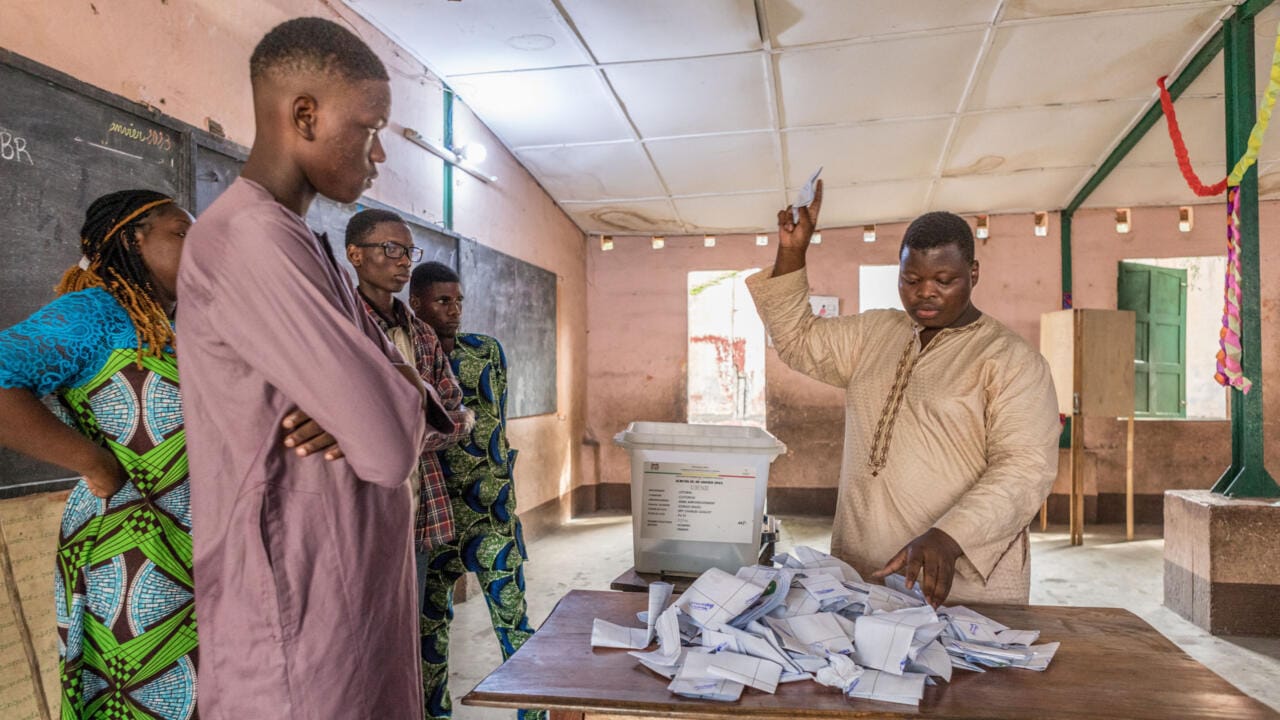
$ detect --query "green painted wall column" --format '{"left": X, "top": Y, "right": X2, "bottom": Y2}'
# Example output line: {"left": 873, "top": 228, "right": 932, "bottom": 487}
{"left": 443, "top": 87, "right": 454, "bottom": 231}
{"left": 1212, "top": 10, "right": 1279, "bottom": 497}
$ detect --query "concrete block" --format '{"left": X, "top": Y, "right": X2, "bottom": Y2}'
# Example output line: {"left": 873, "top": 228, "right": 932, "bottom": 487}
{"left": 1163, "top": 489, "right": 1280, "bottom": 636}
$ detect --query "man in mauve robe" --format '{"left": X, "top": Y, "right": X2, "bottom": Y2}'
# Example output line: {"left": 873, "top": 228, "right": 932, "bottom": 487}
{"left": 177, "top": 18, "right": 450, "bottom": 719}
{"left": 747, "top": 181, "right": 1059, "bottom": 607}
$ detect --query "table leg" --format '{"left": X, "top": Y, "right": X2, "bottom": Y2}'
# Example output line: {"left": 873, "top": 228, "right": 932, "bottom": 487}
{"left": 1126, "top": 413, "right": 1135, "bottom": 541}
{"left": 1070, "top": 410, "right": 1084, "bottom": 546}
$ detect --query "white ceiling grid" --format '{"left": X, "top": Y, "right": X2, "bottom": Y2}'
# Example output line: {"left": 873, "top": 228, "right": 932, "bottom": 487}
{"left": 346, "top": 0, "right": 1280, "bottom": 235}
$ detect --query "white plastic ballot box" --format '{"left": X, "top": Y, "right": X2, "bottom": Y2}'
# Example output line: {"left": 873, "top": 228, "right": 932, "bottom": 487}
{"left": 613, "top": 422, "right": 786, "bottom": 575}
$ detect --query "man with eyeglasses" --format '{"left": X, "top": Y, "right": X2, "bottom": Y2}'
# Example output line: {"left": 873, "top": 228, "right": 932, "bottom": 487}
{"left": 345, "top": 209, "right": 474, "bottom": 612}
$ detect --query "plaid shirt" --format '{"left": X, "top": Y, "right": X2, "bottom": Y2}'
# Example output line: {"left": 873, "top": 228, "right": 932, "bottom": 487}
{"left": 359, "top": 292, "right": 473, "bottom": 552}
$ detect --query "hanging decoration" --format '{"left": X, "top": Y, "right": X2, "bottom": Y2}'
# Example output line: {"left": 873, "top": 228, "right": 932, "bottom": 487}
{"left": 1157, "top": 76, "right": 1228, "bottom": 195}
{"left": 1225, "top": 29, "right": 1280, "bottom": 187}
{"left": 1154, "top": 24, "right": 1280, "bottom": 393}
{"left": 1215, "top": 187, "right": 1252, "bottom": 393}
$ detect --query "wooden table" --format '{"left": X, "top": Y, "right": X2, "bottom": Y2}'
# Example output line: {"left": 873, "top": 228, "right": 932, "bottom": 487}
{"left": 462, "top": 590, "right": 1277, "bottom": 720}
{"left": 609, "top": 566, "right": 696, "bottom": 594}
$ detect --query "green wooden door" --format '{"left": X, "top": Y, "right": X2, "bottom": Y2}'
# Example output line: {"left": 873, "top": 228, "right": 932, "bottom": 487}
{"left": 1118, "top": 262, "right": 1187, "bottom": 418}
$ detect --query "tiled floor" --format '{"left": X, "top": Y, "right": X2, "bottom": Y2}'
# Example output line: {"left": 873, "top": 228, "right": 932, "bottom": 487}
{"left": 444, "top": 516, "right": 1280, "bottom": 718}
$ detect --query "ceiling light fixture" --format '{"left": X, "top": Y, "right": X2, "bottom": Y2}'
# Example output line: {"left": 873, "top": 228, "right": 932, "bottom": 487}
{"left": 1034, "top": 211, "right": 1049, "bottom": 237}
{"left": 1178, "top": 206, "right": 1193, "bottom": 233}
{"left": 863, "top": 225, "right": 876, "bottom": 243}
{"left": 600, "top": 235, "right": 613, "bottom": 252}
{"left": 756, "top": 234, "right": 769, "bottom": 246}
{"left": 975, "top": 215, "right": 990, "bottom": 240}
{"left": 403, "top": 128, "right": 497, "bottom": 183}
{"left": 1115, "top": 208, "right": 1131, "bottom": 234}
{"left": 811, "top": 231, "right": 822, "bottom": 245}
{"left": 455, "top": 142, "right": 488, "bottom": 166}
{"left": 704, "top": 235, "right": 716, "bottom": 248}
{"left": 652, "top": 236, "right": 665, "bottom": 250}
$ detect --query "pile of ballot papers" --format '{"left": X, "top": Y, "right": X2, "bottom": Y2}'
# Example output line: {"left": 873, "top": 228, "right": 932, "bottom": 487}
{"left": 590, "top": 546, "right": 1059, "bottom": 706}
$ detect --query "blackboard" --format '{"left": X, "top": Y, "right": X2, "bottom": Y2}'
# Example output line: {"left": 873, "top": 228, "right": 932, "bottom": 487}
{"left": 458, "top": 239, "right": 557, "bottom": 418}
{"left": 193, "top": 140, "right": 244, "bottom": 215}
{"left": 0, "top": 55, "right": 185, "bottom": 328}
{"left": 0, "top": 51, "right": 186, "bottom": 494}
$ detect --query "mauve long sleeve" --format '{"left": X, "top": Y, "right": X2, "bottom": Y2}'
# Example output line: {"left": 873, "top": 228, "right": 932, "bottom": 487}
{"left": 202, "top": 210, "right": 425, "bottom": 487}
{"left": 178, "top": 178, "right": 427, "bottom": 719}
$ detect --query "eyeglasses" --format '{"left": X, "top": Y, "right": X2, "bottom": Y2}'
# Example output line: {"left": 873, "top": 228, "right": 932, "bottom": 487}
{"left": 355, "top": 242, "right": 423, "bottom": 261}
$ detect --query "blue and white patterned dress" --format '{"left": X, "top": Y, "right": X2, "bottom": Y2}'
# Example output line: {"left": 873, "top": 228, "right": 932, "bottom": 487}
{"left": 0, "top": 287, "right": 197, "bottom": 720}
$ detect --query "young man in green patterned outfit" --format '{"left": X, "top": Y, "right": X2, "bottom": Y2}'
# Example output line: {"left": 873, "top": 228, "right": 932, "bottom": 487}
{"left": 409, "top": 262, "right": 545, "bottom": 720}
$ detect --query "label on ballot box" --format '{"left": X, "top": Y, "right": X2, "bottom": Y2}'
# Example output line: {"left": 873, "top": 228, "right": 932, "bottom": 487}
{"left": 640, "top": 462, "right": 757, "bottom": 544}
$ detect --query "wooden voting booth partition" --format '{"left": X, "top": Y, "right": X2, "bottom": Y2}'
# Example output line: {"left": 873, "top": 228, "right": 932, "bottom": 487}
{"left": 1040, "top": 309, "right": 1137, "bottom": 545}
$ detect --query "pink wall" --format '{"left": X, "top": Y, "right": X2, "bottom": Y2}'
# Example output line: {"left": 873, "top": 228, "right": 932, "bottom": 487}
{"left": 587, "top": 205, "right": 1278, "bottom": 514}
{"left": 586, "top": 214, "right": 1061, "bottom": 505}
{"left": 0, "top": 0, "right": 586, "bottom": 518}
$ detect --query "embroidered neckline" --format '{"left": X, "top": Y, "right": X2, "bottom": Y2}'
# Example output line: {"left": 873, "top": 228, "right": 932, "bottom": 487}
{"left": 867, "top": 318, "right": 985, "bottom": 476}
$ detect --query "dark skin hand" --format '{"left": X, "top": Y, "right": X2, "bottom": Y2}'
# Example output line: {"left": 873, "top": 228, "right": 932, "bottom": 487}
{"left": 0, "top": 387, "right": 125, "bottom": 498}
{"left": 281, "top": 409, "right": 344, "bottom": 460}
{"left": 771, "top": 180, "right": 824, "bottom": 277}
{"left": 872, "top": 527, "right": 965, "bottom": 608}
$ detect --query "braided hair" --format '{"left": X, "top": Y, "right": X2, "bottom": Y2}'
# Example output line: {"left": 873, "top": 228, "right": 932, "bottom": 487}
{"left": 55, "top": 189, "right": 177, "bottom": 364}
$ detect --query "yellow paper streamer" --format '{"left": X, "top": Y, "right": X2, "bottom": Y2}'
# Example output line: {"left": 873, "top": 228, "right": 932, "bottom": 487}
{"left": 1226, "top": 23, "right": 1280, "bottom": 187}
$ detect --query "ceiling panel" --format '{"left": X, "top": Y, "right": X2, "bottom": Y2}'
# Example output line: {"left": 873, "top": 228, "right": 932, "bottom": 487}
{"left": 815, "top": 180, "right": 933, "bottom": 227}
{"left": 345, "top": 0, "right": 1269, "bottom": 235}
{"left": 932, "top": 168, "right": 1086, "bottom": 214}
{"left": 1125, "top": 96, "right": 1224, "bottom": 166}
{"left": 562, "top": 0, "right": 760, "bottom": 63}
{"left": 606, "top": 54, "right": 772, "bottom": 137}
{"left": 1182, "top": 52, "right": 1226, "bottom": 96}
{"left": 947, "top": 101, "right": 1147, "bottom": 174}
{"left": 784, "top": 119, "right": 951, "bottom": 186}
{"left": 672, "top": 191, "right": 787, "bottom": 233}
{"left": 515, "top": 142, "right": 666, "bottom": 201}
{"left": 647, "top": 133, "right": 781, "bottom": 196}
{"left": 347, "top": 0, "right": 589, "bottom": 76}
{"left": 777, "top": 30, "right": 985, "bottom": 127}
{"left": 1258, "top": 161, "right": 1280, "bottom": 197}
{"left": 1000, "top": 0, "right": 1229, "bottom": 22}
{"left": 1081, "top": 163, "right": 1228, "bottom": 207}
{"left": 560, "top": 199, "right": 685, "bottom": 234}
{"left": 1120, "top": 4, "right": 1280, "bottom": 100}
{"left": 451, "top": 67, "right": 634, "bottom": 148}
{"left": 765, "top": 0, "right": 1000, "bottom": 47}
{"left": 967, "top": 7, "right": 1223, "bottom": 111}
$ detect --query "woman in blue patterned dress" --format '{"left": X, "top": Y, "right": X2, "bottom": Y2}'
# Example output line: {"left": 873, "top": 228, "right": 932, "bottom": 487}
{"left": 0, "top": 190, "right": 198, "bottom": 720}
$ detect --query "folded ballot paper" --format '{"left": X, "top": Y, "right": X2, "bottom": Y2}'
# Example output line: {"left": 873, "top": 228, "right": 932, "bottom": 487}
{"left": 591, "top": 581, "right": 673, "bottom": 649}
{"left": 589, "top": 546, "right": 1059, "bottom": 706}
{"left": 790, "top": 167, "right": 823, "bottom": 225}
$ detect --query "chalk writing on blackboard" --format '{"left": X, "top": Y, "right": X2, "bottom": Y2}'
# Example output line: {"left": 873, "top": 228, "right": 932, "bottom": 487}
{"left": 107, "top": 121, "right": 173, "bottom": 151}
{"left": 0, "top": 129, "right": 33, "bottom": 165}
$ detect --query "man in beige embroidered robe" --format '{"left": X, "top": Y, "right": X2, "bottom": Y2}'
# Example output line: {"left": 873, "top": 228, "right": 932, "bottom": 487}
{"left": 747, "top": 181, "right": 1059, "bottom": 606}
